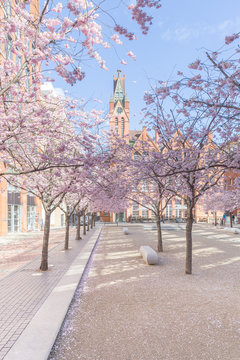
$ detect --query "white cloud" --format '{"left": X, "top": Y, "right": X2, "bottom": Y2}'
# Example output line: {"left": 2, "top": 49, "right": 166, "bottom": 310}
{"left": 160, "top": 16, "right": 240, "bottom": 42}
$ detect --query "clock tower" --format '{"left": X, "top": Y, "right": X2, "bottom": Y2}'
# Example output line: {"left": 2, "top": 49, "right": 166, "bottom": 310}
{"left": 109, "top": 70, "right": 129, "bottom": 141}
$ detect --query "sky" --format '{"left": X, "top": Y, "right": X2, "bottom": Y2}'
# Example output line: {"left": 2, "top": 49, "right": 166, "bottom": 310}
{"left": 51, "top": 0, "right": 240, "bottom": 131}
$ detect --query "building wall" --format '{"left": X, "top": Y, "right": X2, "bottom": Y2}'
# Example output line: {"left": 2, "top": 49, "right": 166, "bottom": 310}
{"left": 0, "top": 0, "right": 41, "bottom": 236}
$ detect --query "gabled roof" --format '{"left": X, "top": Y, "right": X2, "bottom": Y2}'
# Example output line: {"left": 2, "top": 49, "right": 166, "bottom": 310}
{"left": 129, "top": 129, "right": 159, "bottom": 151}
{"left": 129, "top": 130, "right": 142, "bottom": 141}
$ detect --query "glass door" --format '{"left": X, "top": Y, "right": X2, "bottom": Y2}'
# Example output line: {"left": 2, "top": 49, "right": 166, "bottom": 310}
{"left": 27, "top": 206, "right": 36, "bottom": 230}
{"left": 8, "top": 205, "right": 21, "bottom": 232}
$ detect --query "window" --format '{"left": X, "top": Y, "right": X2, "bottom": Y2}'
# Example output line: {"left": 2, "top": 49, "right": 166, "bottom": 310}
{"left": 115, "top": 117, "right": 118, "bottom": 133}
{"left": 142, "top": 207, "right": 148, "bottom": 219}
{"left": 5, "top": 35, "right": 13, "bottom": 60}
{"left": 121, "top": 118, "right": 124, "bottom": 137}
{"left": 141, "top": 180, "right": 148, "bottom": 192}
{"left": 4, "top": 0, "right": 12, "bottom": 17}
{"left": 8, "top": 184, "right": 19, "bottom": 192}
{"left": 8, "top": 205, "right": 21, "bottom": 232}
{"left": 150, "top": 181, "right": 156, "bottom": 192}
{"left": 165, "top": 201, "right": 172, "bottom": 219}
{"left": 25, "top": 66, "right": 30, "bottom": 92}
{"left": 175, "top": 209, "right": 182, "bottom": 218}
{"left": 134, "top": 152, "right": 140, "bottom": 160}
{"left": 132, "top": 204, "right": 139, "bottom": 219}
{"left": 16, "top": 29, "right": 22, "bottom": 67}
{"left": 175, "top": 197, "right": 181, "bottom": 205}
{"left": 27, "top": 205, "right": 36, "bottom": 230}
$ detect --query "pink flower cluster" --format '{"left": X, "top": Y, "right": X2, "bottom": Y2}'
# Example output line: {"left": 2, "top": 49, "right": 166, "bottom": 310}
{"left": 128, "top": 0, "right": 161, "bottom": 34}
{"left": 225, "top": 33, "right": 239, "bottom": 45}
{"left": 127, "top": 51, "right": 136, "bottom": 60}
{"left": 188, "top": 59, "right": 201, "bottom": 70}
{"left": 114, "top": 25, "right": 135, "bottom": 40}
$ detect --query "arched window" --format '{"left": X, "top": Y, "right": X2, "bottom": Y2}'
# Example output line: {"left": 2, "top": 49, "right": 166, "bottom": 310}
{"left": 121, "top": 118, "right": 124, "bottom": 137}
{"left": 115, "top": 118, "right": 118, "bottom": 134}
{"left": 134, "top": 152, "right": 140, "bottom": 160}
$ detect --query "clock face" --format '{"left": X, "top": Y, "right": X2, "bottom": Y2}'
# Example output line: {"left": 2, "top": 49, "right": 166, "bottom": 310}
{"left": 117, "top": 107, "right": 123, "bottom": 114}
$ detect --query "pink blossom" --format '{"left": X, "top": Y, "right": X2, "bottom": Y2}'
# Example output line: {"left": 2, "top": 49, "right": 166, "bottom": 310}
{"left": 45, "top": 18, "right": 61, "bottom": 32}
{"left": 52, "top": 3, "right": 63, "bottom": 13}
{"left": 111, "top": 34, "right": 123, "bottom": 45}
{"left": 127, "top": 51, "right": 136, "bottom": 60}
{"left": 121, "top": 59, "right": 127, "bottom": 65}
{"left": 225, "top": 33, "right": 239, "bottom": 45}
{"left": 188, "top": 60, "right": 200, "bottom": 70}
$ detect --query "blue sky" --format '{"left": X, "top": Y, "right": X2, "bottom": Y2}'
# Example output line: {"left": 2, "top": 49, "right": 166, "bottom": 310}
{"left": 51, "top": 0, "right": 240, "bottom": 131}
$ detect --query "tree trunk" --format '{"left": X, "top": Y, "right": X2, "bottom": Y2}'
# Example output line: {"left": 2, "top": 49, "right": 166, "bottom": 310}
{"left": 93, "top": 213, "right": 95, "bottom": 227}
{"left": 40, "top": 211, "right": 51, "bottom": 271}
{"left": 91, "top": 213, "right": 93, "bottom": 229}
{"left": 64, "top": 214, "right": 70, "bottom": 250}
{"left": 230, "top": 212, "right": 233, "bottom": 228}
{"left": 83, "top": 212, "right": 86, "bottom": 235}
{"left": 76, "top": 213, "right": 81, "bottom": 240}
{"left": 156, "top": 214, "right": 163, "bottom": 252}
{"left": 87, "top": 213, "right": 90, "bottom": 231}
{"left": 185, "top": 203, "right": 193, "bottom": 275}
{"left": 214, "top": 212, "right": 217, "bottom": 226}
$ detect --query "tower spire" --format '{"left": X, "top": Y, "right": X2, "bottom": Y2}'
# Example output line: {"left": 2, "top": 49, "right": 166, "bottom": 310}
{"left": 117, "top": 69, "right": 121, "bottom": 78}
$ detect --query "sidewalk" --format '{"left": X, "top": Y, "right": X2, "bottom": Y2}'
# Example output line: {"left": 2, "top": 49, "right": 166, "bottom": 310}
{"left": 0, "top": 228, "right": 70, "bottom": 279}
{"left": 0, "top": 225, "right": 102, "bottom": 360}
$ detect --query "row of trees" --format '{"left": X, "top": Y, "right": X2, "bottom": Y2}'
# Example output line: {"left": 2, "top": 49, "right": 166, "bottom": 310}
{"left": 108, "top": 33, "right": 240, "bottom": 275}
{"left": 1, "top": 0, "right": 239, "bottom": 276}
{"left": 0, "top": 0, "right": 162, "bottom": 270}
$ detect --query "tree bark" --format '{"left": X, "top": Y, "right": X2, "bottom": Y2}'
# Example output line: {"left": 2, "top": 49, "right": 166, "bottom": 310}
{"left": 83, "top": 211, "right": 86, "bottom": 235}
{"left": 40, "top": 211, "right": 51, "bottom": 271}
{"left": 76, "top": 213, "right": 82, "bottom": 240}
{"left": 230, "top": 212, "right": 233, "bottom": 228}
{"left": 91, "top": 213, "right": 93, "bottom": 229}
{"left": 185, "top": 202, "right": 193, "bottom": 275}
{"left": 64, "top": 214, "right": 70, "bottom": 250}
{"left": 214, "top": 212, "right": 217, "bottom": 226}
{"left": 87, "top": 213, "right": 90, "bottom": 231}
{"left": 156, "top": 214, "right": 163, "bottom": 252}
{"left": 93, "top": 213, "right": 95, "bottom": 227}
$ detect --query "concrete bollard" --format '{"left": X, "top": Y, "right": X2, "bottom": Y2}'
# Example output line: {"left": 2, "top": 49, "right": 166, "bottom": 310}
{"left": 123, "top": 227, "right": 129, "bottom": 235}
{"left": 140, "top": 245, "right": 158, "bottom": 265}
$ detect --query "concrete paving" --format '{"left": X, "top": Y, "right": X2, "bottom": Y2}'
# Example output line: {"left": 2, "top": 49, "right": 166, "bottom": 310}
{"left": 0, "top": 225, "right": 102, "bottom": 360}
{"left": 0, "top": 228, "right": 70, "bottom": 279}
{"left": 49, "top": 224, "right": 240, "bottom": 360}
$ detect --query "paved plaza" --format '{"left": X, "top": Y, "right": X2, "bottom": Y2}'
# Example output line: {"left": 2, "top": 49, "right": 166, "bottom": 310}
{"left": 49, "top": 224, "right": 240, "bottom": 360}
{"left": 0, "top": 228, "right": 74, "bottom": 279}
{"left": 1, "top": 223, "right": 240, "bottom": 359}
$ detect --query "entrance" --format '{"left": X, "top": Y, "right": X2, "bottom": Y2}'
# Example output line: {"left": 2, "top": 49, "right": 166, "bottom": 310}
{"left": 115, "top": 212, "right": 125, "bottom": 222}
{"left": 8, "top": 205, "right": 21, "bottom": 233}
{"left": 27, "top": 205, "right": 36, "bottom": 231}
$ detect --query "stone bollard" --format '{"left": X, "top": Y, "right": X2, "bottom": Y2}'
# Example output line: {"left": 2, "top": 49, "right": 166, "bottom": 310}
{"left": 123, "top": 227, "right": 129, "bottom": 235}
{"left": 140, "top": 246, "right": 158, "bottom": 265}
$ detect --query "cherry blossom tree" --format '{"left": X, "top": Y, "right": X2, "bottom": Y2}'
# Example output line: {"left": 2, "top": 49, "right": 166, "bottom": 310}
{"left": 143, "top": 82, "right": 226, "bottom": 274}
{"left": 58, "top": 193, "right": 81, "bottom": 250}
{"left": 0, "top": 0, "right": 162, "bottom": 96}
{"left": 125, "top": 141, "right": 174, "bottom": 252}
{"left": 3, "top": 95, "right": 104, "bottom": 270}
{"left": 0, "top": 0, "right": 162, "bottom": 185}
